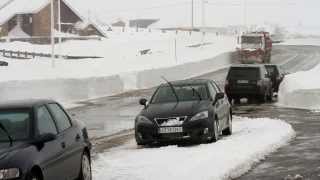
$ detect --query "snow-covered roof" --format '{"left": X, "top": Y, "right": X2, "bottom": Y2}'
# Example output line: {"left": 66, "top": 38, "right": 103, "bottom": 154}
{"left": 0, "top": 0, "right": 50, "bottom": 25}
{"left": 8, "top": 25, "right": 30, "bottom": 37}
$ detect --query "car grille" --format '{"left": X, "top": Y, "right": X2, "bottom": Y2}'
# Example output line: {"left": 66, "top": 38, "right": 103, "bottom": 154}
{"left": 155, "top": 116, "right": 188, "bottom": 127}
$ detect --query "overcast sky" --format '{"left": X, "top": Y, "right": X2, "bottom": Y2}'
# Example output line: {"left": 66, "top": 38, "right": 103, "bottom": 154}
{"left": 1, "top": 0, "right": 319, "bottom": 33}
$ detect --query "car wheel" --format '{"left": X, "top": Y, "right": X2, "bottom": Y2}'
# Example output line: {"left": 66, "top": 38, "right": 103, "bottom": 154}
{"left": 211, "top": 120, "right": 219, "bottom": 142}
{"left": 79, "top": 152, "right": 92, "bottom": 180}
{"left": 222, "top": 113, "right": 232, "bottom": 136}
{"left": 27, "top": 172, "right": 41, "bottom": 180}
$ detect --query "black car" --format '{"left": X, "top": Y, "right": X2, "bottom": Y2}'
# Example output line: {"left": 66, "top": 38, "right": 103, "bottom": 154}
{"left": 0, "top": 99, "right": 91, "bottom": 180}
{"left": 264, "top": 64, "right": 285, "bottom": 92}
{"left": 135, "top": 79, "right": 232, "bottom": 146}
{"left": 225, "top": 64, "right": 273, "bottom": 103}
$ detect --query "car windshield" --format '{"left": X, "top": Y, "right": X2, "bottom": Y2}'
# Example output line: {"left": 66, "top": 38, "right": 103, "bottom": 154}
{"left": 242, "top": 36, "right": 262, "bottom": 44}
{"left": 0, "top": 109, "right": 31, "bottom": 142}
{"left": 151, "top": 84, "right": 209, "bottom": 104}
{"left": 228, "top": 67, "right": 260, "bottom": 80}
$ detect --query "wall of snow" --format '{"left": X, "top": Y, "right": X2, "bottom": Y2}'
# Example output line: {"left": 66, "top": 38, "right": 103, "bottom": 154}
{"left": 0, "top": 75, "right": 124, "bottom": 107}
{"left": 136, "top": 52, "right": 234, "bottom": 89}
{"left": 278, "top": 64, "right": 320, "bottom": 110}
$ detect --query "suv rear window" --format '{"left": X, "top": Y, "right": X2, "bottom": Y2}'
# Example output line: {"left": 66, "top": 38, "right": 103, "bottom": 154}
{"left": 227, "top": 67, "right": 260, "bottom": 80}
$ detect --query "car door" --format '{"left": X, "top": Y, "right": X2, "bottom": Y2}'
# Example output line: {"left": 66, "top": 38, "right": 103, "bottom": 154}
{"left": 208, "top": 82, "right": 224, "bottom": 130}
{"left": 35, "top": 105, "right": 65, "bottom": 180}
{"left": 47, "top": 103, "right": 83, "bottom": 180}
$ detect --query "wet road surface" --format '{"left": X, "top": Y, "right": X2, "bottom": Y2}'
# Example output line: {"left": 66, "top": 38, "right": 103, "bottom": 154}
{"left": 70, "top": 45, "right": 320, "bottom": 178}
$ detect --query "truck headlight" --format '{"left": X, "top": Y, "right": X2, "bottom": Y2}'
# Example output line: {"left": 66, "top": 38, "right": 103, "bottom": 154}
{"left": 190, "top": 111, "right": 209, "bottom": 121}
{"left": 136, "top": 116, "right": 153, "bottom": 124}
{"left": 0, "top": 168, "right": 20, "bottom": 179}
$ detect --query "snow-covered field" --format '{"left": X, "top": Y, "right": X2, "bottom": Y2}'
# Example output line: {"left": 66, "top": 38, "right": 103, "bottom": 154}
{"left": 92, "top": 116, "right": 295, "bottom": 180}
{"left": 278, "top": 38, "right": 320, "bottom": 110}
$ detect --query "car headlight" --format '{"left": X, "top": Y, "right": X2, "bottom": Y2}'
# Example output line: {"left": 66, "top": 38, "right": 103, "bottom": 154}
{"left": 136, "top": 116, "right": 153, "bottom": 124}
{"left": 0, "top": 168, "right": 20, "bottom": 180}
{"left": 190, "top": 111, "right": 209, "bottom": 121}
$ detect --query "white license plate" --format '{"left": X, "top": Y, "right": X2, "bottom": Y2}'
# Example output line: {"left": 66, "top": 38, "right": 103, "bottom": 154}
{"left": 237, "top": 80, "right": 249, "bottom": 84}
{"left": 159, "top": 127, "right": 183, "bottom": 134}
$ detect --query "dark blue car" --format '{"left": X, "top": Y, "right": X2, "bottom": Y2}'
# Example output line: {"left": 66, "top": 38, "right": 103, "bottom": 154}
{"left": 0, "top": 99, "right": 91, "bottom": 180}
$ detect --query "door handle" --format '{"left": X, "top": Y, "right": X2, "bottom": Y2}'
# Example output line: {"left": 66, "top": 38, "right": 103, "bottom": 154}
{"left": 61, "top": 142, "right": 66, "bottom": 149}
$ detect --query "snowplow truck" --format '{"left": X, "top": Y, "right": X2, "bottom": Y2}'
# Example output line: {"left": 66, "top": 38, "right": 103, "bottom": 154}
{"left": 237, "top": 32, "right": 272, "bottom": 64}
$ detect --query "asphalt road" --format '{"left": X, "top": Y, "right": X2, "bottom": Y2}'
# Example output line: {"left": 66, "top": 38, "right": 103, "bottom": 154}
{"left": 70, "top": 45, "right": 320, "bottom": 179}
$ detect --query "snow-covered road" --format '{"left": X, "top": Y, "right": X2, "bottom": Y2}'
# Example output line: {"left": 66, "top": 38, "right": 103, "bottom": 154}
{"left": 92, "top": 117, "right": 295, "bottom": 180}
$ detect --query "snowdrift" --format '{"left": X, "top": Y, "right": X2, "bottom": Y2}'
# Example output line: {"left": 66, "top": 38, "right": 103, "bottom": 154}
{"left": 278, "top": 64, "right": 320, "bottom": 110}
{"left": 93, "top": 117, "right": 295, "bottom": 180}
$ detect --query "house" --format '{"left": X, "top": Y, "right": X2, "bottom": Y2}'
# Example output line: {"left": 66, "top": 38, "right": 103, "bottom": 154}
{"left": 0, "top": 0, "right": 105, "bottom": 38}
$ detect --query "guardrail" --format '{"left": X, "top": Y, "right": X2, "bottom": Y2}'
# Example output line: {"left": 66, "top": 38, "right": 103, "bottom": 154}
{"left": 0, "top": 49, "right": 103, "bottom": 60}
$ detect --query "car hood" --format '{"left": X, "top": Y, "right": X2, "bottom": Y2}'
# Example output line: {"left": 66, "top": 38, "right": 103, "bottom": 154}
{"left": 141, "top": 100, "right": 211, "bottom": 119}
{"left": 0, "top": 142, "right": 28, "bottom": 161}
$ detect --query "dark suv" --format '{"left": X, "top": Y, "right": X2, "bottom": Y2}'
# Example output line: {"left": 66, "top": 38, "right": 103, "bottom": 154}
{"left": 225, "top": 64, "right": 273, "bottom": 103}
{"left": 264, "top": 64, "right": 285, "bottom": 92}
{"left": 0, "top": 99, "right": 92, "bottom": 180}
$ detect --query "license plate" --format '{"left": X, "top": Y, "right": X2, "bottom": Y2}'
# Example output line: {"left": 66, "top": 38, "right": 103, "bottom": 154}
{"left": 237, "top": 80, "right": 249, "bottom": 84}
{"left": 159, "top": 127, "right": 183, "bottom": 134}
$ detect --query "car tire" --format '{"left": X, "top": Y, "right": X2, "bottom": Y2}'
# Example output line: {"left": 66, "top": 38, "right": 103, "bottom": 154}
{"left": 79, "top": 152, "right": 92, "bottom": 180}
{"left": 27, "top": 171, "right": 41, "bottom": 180}
{"left": 211, "top": 120, "right": 219, "bottom": 142}
{"left": 222, "top": 113, "right": 232, "bottom": 136}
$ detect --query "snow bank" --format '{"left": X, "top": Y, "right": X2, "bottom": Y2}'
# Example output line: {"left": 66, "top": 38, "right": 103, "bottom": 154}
{"left": 280, "top": 38, "right": 320, "bottom": 46}
{"left": 92, "top": 117, "right": 295, "bottom": 180}
{"left": 278, "top": 63, "right": 320, "bottom": 110}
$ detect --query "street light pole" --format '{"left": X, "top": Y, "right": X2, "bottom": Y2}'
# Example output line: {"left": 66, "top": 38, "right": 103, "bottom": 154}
{"left": 201, "top": 0, "right": 206, "bottom": 27}
{"left": 50, "top": 0, "right": 55, "bottom": 68}
{"left": 191, "top": 0, "right": 194, "bottom": 29}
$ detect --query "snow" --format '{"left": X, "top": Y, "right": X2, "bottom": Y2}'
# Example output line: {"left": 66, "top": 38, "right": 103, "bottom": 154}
{"left": 0, "top": 30, "right": 236, "bottom": 106}
{"left": 8, "top": 25, "right": 30, "bottom": 38}
{"left": 278, "top": 63, "right": 320, "bottom": 110}
{"left": 278, "top": 38, "right": 320, "bottom": 110}
{"left": 92, "top": 116, "right": 295, "bottom": 180}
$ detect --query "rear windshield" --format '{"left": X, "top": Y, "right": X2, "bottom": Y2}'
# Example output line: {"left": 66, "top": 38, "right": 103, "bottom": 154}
{"left": 151, "top": 84, "right": 209, "bottom": 104}
{"left": 227, "top": 67, "right": 260, "bottom": 80}
{"left": 0, "top": 109, "right": 31, "bottom": 142}
{"left": 242, "top": 36, "right": 262, "bottom": 44}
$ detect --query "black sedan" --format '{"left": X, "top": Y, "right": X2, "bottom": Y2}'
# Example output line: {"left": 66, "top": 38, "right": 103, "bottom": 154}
{"left": 135, "top": 79, "right": 232, "bottom": 145}
{"left": 0, "top": 99, "right": 92, "bottom": 180}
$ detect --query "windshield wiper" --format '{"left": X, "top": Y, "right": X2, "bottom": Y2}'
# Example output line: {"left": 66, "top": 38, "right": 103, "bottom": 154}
{"left": 192, "top": 88, "right": 202, "bottom": 101}
{"left": 161, "top": 76, "right": 179, "bottom": 103}
{"left": 0, "top": 122, "right": 13, "bottom": 146}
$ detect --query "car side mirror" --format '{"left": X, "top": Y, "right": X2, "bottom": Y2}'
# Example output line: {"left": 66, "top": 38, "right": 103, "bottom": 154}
{"left": 34, "top": 133, "right": 56, "bottom": 145}
{"left": 139, "top": 98, "right": 148, "bottom": 107}
{"left": 214, "top": 93, "right": 225, "bottom": 104}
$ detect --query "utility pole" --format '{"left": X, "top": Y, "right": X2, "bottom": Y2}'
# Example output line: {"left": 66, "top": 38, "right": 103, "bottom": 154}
{"left": 191, "top": 0, "right": 194, "bottom": 29}
{"left": 58, "top": 0, "right": 61, "bottom": 58}
{"left": 50, "top": 0, "right": 55, "bottom": 68}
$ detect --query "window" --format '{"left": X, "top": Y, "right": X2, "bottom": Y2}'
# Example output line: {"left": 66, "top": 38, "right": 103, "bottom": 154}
{"left": 208, "top": 83, "right": 217, "bottom": 99}
{"left": 47, "top": 104, "right": 71, "bottom": 132}
{"left": 36, "top": 106, "right": 58, "bottom": 135}
{"left": 0, "top": 109, "right": 31, "bottom": 141}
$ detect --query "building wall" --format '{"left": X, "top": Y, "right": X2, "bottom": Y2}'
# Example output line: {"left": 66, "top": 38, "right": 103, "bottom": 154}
{"left": 32, "top": 4, "right": 51, "bottom": 36}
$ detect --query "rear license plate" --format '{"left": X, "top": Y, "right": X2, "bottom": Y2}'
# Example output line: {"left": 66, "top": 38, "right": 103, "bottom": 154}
{"left": 237, "top": 80, "right": 249, "bottom": 84}
{"left": 159, "top": 127, "right": 183, "bottom": 134}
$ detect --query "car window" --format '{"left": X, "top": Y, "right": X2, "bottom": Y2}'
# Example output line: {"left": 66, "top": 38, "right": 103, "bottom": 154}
{"left": 36, "top": 106, "right": 58, "bottom": 135}
{"left": 227, "top": 67, "right": 260, "bottom": 80}
{"left": 211, "top": 82, "right": 222, "bottom": 92}
{"left": 47, "top": 104, "right": 71, "bottom": 132}
{"left": 208, "top": 83, "right": 217, "bottom": 99}
{"left": 0, "top": 109, "right": 31, "bottom": 141}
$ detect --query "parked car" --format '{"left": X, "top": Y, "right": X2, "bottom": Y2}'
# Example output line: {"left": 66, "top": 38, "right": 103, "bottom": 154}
{"left": 135, "top": 79, "right": 232, "bottom": 146}
{"left": 264, "top": 64, "right": 285, "bottom": 92}
{"left": 0, "top": 99, "right": 91, "bottom": 180}
{"left": 225, "top": 64, "right": 273, "bottom": 103}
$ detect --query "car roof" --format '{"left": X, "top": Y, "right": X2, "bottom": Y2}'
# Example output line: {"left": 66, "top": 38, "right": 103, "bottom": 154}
{"left": 161, "top": 79, "right": 212, "bottom": 86}
{"left": 0, "top": 99, "right": 57, "bottom": 109}
{"left": 230, "top": 64, "right": 264, "bottom": 68}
